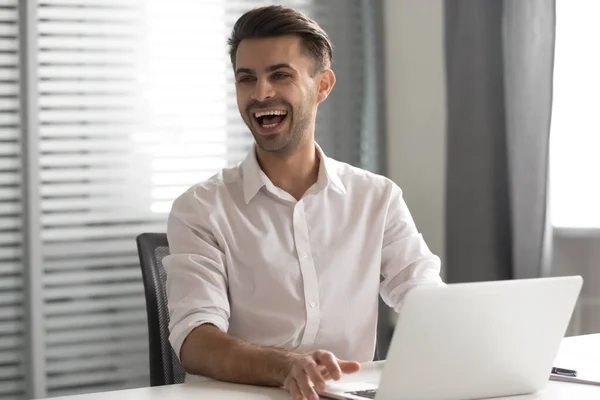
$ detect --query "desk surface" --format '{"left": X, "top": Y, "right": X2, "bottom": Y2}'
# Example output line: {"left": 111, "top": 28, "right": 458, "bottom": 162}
{"left": 46, "top": 334, "right": 600, "bottom": 400}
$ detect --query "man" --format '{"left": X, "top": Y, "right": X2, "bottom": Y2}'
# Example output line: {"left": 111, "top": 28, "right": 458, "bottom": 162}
{"left": 163, "top": 5, "right": 443, "bottom": 400}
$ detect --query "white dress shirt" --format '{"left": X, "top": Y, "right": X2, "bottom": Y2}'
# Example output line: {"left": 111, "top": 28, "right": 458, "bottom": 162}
{"left": 163, "top": 143, "right": 443, "bottom": 377}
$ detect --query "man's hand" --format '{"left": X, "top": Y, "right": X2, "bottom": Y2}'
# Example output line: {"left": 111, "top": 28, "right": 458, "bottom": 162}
{"left": 283, "top": 350, "right": 361, "bottom": 400}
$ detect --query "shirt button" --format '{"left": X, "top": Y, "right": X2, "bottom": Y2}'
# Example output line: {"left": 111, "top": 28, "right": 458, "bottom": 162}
{"left": 309, "top": 301, "right": 316, "bottom": 308}
{"left": 299, "top": 251, "right": 307, "bottom": 259}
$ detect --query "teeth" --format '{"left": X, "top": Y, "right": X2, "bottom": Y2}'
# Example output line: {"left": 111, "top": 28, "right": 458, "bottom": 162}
{"left": 254, "top": 110, "right": 287, "bottom": 118}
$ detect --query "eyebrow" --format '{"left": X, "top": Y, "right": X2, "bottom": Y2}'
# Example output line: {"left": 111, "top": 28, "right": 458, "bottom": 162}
{"left": 235, "top": 63, "right": 295, "bottom": 76}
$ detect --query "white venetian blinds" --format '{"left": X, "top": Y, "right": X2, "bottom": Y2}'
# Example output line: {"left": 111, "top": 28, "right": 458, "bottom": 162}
{"left": 0, "top": 1, "right": 25, "bottom": 400}
{"left": 38, "top": 0, "right": 155, "bottom": 396}
{"left": 10, "top": 0, "right": 384, "bottom": 398}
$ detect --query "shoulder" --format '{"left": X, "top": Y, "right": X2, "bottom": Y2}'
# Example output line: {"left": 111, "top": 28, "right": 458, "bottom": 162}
{"left": 170, "top": 164, "right": 242, "bottom": 218}
{"left": 328, "top": 157, "right": 401, "bottom": 198}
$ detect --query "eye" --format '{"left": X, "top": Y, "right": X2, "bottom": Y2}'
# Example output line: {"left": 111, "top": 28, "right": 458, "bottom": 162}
{"left": 237, "top": 75, "right": 255, "bottom": 83}
{"left": 272, "top": 72, "right": 290, "bottom": 80}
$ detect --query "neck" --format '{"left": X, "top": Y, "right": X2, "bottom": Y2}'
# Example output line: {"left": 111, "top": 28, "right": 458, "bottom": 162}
{"left": 256, "top": 140, "right": 319, "bottom": 200}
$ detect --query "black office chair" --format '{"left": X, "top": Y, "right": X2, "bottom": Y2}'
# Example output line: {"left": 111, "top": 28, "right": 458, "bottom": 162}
{"left": 136, "top": 233, "right": 186, "bottom": 386}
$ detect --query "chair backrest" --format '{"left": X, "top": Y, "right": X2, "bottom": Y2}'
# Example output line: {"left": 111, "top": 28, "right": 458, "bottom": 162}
{"left": 136, "top": 233, "right": 186, "bottom": 386}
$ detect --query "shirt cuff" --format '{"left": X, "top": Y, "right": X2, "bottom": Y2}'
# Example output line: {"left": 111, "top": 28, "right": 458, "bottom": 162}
{"left": 169, "top": 313, "right": 229, "bottom": 361}
{"left": 388, "top": 277, "right": 446, "bottom": 313}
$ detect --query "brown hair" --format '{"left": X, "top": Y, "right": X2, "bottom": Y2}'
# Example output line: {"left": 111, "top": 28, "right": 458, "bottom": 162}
{"left": 228, "top": 5, "right": 333, "bottom": 74}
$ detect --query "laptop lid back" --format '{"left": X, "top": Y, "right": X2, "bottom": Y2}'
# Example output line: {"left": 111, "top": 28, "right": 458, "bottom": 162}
{"left": 377, "top": 276, "right": 583, "bottom": 400}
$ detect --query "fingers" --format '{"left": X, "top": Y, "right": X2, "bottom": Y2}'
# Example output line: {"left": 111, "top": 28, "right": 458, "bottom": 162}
{"left": 338, "top": 359, "right": 361, "bottom": 374}
{"left": 296, "top": 371, "right": 319, "bottom": 400}
{"left": 318, "top": 364, "right": 331, "bottom": 380}
{"left": 286, "top": 377, "right": 306, "bottom": 400}
{"left": 313, "top": 351, "right": 361, "bottom": 377}
{"left": 313, "top": 350, "right": 342, "bottom": 380}
{"left": 284, "top": 351, "right": 361, "bottom": 400}
{"left": 305, "top": 362, "right": 326, "bottom": 392}
{"left": 285, "top": 358, "right": 322, "bottom": 400}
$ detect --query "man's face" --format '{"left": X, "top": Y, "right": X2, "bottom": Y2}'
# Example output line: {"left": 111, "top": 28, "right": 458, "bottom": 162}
{"left": 234, "top": 35, "right": 320, "bottom": 155}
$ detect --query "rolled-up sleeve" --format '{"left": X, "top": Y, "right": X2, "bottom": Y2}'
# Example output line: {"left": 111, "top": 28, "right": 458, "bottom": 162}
{"left": 163, "top": 188, "right": 230, "bottom": 359}
{"left": 380, "top": 183, "right": 444, "bottom": 312}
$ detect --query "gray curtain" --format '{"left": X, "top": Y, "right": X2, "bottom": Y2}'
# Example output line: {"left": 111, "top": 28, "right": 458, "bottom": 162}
{"left": 444, "top": 0, "right": 555, "bottom": 282}
{"left": 313, "top": 0, "right": 387, "bottom": 175}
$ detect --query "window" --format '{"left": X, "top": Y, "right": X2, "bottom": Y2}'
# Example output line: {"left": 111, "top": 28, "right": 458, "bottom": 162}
{"left": 9, "top": 0, "right": 385, "bottom": 398}
{"left": 138, "top": 1, "right": 230, "bottom": 214}
{"left": 550, "top": 0, "right": 600, "bottom": 229}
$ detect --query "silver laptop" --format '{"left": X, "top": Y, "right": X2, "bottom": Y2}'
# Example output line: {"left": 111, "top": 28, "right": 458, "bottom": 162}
{"left": 321, "top": 276, "right": 583, "bottom": 400}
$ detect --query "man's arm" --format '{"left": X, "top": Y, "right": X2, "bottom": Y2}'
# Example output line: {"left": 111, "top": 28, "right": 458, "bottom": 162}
{"left": 379, "top": 182, "right": 445, "bottom": 311}
{"left": 180, "top": 323, "right": 296, "bottom": 386}
{"left": 181, "top": 324, "right": 360, "bottom": 400}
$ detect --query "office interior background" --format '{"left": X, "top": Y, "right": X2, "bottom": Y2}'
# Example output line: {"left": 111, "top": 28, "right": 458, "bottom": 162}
{"left": 0, "top": 0, "right": 598, "bottom": 399}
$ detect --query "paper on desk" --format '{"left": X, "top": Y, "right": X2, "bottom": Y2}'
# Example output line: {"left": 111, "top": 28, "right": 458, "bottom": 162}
{"left": 550, "top": 354, "right": 600, "bottom": 386}
{"left": 550, "top": 372, "right": 600, "bottom": 386}
{"left": 551, "top": 335, "right": 600, "bottom": 387}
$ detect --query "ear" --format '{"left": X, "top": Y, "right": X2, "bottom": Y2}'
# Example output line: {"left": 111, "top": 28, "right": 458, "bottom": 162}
{"left": 316, "top": 69, "right": 336, "bottom": 104}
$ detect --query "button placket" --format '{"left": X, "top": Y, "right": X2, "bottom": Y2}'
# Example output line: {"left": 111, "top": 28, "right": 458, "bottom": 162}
{"left": 292, "top": 201, "right": 320, "bottom": 348}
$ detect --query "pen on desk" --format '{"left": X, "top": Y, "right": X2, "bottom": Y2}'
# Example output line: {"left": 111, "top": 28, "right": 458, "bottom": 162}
{"left": 551, "top": 367, "right": 578, "bottom": 377}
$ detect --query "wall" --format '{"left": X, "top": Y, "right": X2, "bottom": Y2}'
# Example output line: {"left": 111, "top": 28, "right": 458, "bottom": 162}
{"left": 552, "top": 234, "right": 600, "bottom": 336}
{"left": 383, "top": 0, "right": 447, "bottom": 278}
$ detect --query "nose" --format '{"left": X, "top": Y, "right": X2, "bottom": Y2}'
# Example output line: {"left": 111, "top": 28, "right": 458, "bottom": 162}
{"left": 251, "top": 77, "right": 275, "bottom": 101}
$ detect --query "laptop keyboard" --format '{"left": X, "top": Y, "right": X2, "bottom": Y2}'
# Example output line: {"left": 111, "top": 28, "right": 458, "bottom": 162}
{"left": 347, "top": 389, "right": 377, "bottom": 399}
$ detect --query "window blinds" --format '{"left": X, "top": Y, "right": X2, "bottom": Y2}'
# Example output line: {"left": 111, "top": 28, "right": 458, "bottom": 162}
{"left": 12, "top": 0, "right": 385, "bottom": 398}
{"left": 37, "top": 0, "right": 154, "bottom": 396}
{"left": 0, "top": 1, "right": 25, "bottom": 400}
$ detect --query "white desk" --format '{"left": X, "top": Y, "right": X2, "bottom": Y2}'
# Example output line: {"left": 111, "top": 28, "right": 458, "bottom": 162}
{"left": 46, "top": 334, "right": 600, "bottom": 400}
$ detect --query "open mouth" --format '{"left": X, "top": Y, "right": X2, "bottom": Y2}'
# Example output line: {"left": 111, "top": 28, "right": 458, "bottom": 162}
{"left": 253, "top": 109, "right": 288, "bottom": 134}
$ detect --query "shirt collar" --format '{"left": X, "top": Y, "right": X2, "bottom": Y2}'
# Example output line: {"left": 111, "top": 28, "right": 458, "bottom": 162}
{"left": 241, "top": 146, "right": 267, "bottom": 204}
{"left": 315, "top": 143, "right": 347, "bottom": 195}
{"left": 241, "top": 142, "right": 347, "bottom": 204}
